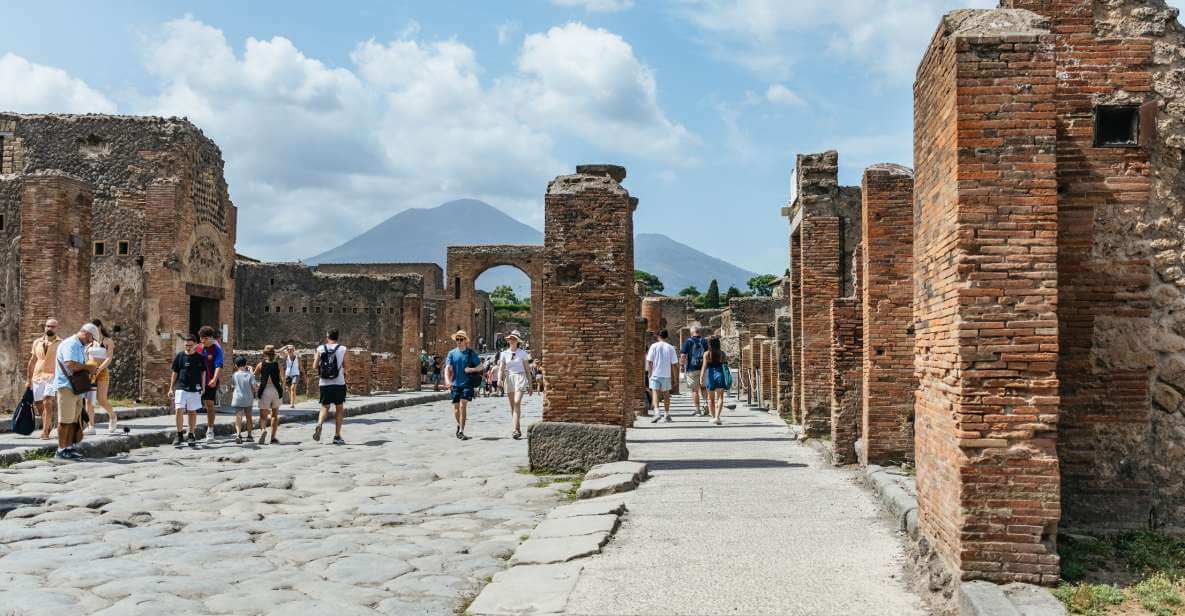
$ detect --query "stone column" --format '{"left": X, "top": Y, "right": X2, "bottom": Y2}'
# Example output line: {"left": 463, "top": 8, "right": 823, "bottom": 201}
{"left": 641, "top": 298, "right": 662, "bottom": 333}
{"left": 531, "top": 164, "right": 634, "bottom": 473}
{"left": 914, "top": 14, "right": 1059, "bottom": 584}
{"left": 830, "top": 298, "right": 862, "bottom": 465}
{"left": 751, "top": 335, "right": 768, "bottom": 408}
{"left": 799, "top": 215, "right": 841, "bottom": 436}
{"left": 401, "top": 294, "right": 422, "bottom": 390}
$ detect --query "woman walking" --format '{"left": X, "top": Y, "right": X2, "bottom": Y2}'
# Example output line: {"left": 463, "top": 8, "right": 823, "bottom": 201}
{"left": 496, "top": 331, "right": 533, "bottom": 440}
{"left": 254, "top": 345, "right": 285, "bottom": 445}
{"left": 284, "top": 345, "right": 300, "bottom": 408}
{"left": 700, "top": 336, "right": 729, "bottom": 425}
{"left": 84, "top": 319, "right": 117, "bottom": 434}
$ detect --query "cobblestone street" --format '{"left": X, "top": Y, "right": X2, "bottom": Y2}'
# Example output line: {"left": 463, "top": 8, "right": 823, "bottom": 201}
{"left": 0, "top": 394, "right": 566, "bottom": 615}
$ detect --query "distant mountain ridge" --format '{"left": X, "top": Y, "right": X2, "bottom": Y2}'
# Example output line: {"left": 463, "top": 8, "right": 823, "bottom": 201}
{"left": 307, "top": 199, "right": 757, "bottom": 295}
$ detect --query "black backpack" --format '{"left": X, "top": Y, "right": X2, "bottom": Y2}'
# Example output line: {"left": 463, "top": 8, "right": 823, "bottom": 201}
{"left": 318, "top": 344, "right": 341, "bottom": 380}
{"left": 11, "top": 388, "right": 34, "bottom": 436}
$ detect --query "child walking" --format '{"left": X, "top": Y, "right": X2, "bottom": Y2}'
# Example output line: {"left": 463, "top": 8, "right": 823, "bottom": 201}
{"left": 230, "top": 356, "right": 256, "bottom": 445}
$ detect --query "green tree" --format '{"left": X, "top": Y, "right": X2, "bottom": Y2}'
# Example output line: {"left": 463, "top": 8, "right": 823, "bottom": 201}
{"left": 704, "top": 279, "right": 721, "bottom": 308}
{"left": 634, "top": 270, "right": 664, "bottom": 294}
{"left": 725, "top": 286, "right": 742, "bottom": 301}
{"left": 490, "top": 285, "right": 519, "bottom": 306}
{"left": 678, "top": 285, "right": 701, "bottom": 297}
{"left": 748, "top": 274, "right": 778, "bottom": 297}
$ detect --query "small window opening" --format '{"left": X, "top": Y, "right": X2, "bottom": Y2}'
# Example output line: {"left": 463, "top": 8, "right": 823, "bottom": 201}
{"left": 1095, "top": 105, "right": 1140, "bottom": 147}
{"left": 0, "top": 214, "right": 5, "bottom": 231}
{"left": 328, "top": 307, "right": 334, "bottom": 314}
{"left": 117, "top": 240, "right": 129, "bottom": 255}
{"left": 454, "top": 277, "right": 461, "bottom": 300}
{"left": 270, "top": 278, "right": 274, "bottom": 286}
{"left": 302, "top": 307, "right": 308, "bottom": 314}
{"left": 93, "top": 241, "right": 106, "bottom": 256}
{"left": 315, "top": 306, "right": 321, "bottom": 314}
{"left": 112, "top": 285, "right": 121, "bottom": 294}
{"left": 289, "top": 306, "right": 294, "bottom": 313}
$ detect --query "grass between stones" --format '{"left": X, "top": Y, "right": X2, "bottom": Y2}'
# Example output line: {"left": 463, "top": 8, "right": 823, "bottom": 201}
{"left": 0, "top": 448, "right": 54, "bottom": 468}
{"left": 1056, "top": 532, "right": 1185, "bottom": 615}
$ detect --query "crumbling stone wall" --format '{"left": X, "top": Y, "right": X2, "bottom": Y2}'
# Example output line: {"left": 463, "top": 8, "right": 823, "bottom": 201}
{"left": 315, "top": 263, "right": 444, "bottom": 298}
{"left": 913, "top": 9, "right": 1061, "bottom": 584}
{"left": 0, "top": 178, "right": 21, "bottom": 409}
{"left": 860, "top": 165, "right": 916, "bottom": 465}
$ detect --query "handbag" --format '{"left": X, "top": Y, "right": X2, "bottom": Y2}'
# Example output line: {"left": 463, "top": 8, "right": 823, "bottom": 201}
{"left": 722, "top": 364, "right": 733, "bottom": 390}
{"left": 58, "top": 358, "right": 95, "bottom": 395}
{"left": 11, "top": 389, "right": 35, "bottom": 435}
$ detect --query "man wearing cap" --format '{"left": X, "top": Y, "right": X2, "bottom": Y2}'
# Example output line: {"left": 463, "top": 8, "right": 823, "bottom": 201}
{"left": 25, "top": 317, "right": 62, "bottom": 439}
{"left": 444, "top": 330, "right": 483, "bottom": 440}
{"left": 52, "top": 322, "right": 99, "bottom": 459}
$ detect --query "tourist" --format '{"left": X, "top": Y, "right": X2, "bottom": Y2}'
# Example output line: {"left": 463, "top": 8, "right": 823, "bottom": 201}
{"left": 255, "top": 345, "right": 284, "bottom": 445}
{"left": 197, "top": 325, "right": 224, "bottom": 444}
{"left": 24, "top": 317, "right": 61, "bottom": 440}
{"left": 230, "top": 355, "right": 256, "bottom": 445}
{"left": 312, "top": 329, "right": 347, "bottom": 445}
{"left": 497, "top": 330, "right": 533, "bottom": 440}
{"left": 431, "top": 354, "right": 443, "bottom": 391}
{"left": 700, "top": 336, "right": 729, "bottom": 425}
{"left": 680, "top": 326, "right": 709, "bottom": 416}
{"left": 444, "top": 330, "right": 483, "bottom": 440}
{"left": 83, "top": 319, "right": 117, "bottom": 434}
{"left": 52, "top": 322, "right": 99, "bottom": 459}
{"left": 646, "top": 329, "right": 678, "bottom": 423}
{"left": 170, "top": 335, "right": 205, "bottom": 448}
{"left": 419, "top": 350, "right": 431, "bottom": 387}
{"left": 284, "top": 345, "right": 300, "bottom": 408}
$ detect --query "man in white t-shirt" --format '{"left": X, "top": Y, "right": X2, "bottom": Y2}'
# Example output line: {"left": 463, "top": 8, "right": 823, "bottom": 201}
{"left": 646, "top": 329, "right": 679, "bottom": 423}
{"left": 312, "top": 329, "right": 348, "bottom": 445}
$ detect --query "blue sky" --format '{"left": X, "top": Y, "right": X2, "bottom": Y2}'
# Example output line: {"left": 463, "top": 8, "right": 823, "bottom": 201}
{"left": 3, "top": 0, "right": 1182, "bottom": 275}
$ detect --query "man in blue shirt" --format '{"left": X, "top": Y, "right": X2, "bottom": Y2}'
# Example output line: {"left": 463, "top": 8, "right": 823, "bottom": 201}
{"left": 444, "top": 330, "right": 483, "bottom": 441}
{"left": 681, "top": 326, "right": 710, "bottom": 416}
{"left": 197, "top": 325, "right": 224, "bottom": 444}
{"left": 53, "top": 322, "right": 99, "bottom": 460}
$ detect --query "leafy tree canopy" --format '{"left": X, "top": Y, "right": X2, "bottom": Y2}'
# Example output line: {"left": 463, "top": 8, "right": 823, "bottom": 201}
{"left": 678, "top": 286, "right": 701, "bottom": 297}
{"left": 748, "top": 274, "right": 779, "bottom": 297}
{"left": 634, "top": 270, "right": 664, "bottom": 294}
{"left": 489, "top": 285, "right": 519, "bottom": 306}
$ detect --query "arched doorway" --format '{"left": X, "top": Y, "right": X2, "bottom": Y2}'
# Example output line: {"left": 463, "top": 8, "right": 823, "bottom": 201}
{"left": 444, "top": 244, "right": 544, "bottom": 356}
{"left": 475, "top": 265, "right": 533, "bottom": 354}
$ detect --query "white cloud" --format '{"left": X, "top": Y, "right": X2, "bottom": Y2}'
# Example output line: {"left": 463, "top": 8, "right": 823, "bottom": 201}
{"left": 136, "top": 17, "right": 689, "bottom": 259}
{"left": 511, "top": 23, "right": 696, "bottom": 161}
{"left": 675, "top": 0, "right": 995, "bottom": 80}
{"left": 497, "top": 21, "right": 521, "bottom": 45}
{"left": 550, "top": 0, "right": 634, "bottom": 12}
{"left": 0, "top": 53, "right": 117, "bottom": 114}
{"left": 765, "top": 84, "right": 806, "bottom": 107}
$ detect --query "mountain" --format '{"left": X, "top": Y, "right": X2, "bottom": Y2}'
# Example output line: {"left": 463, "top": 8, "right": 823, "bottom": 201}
{"left": 306, "top": 199, "right": 757, "bottom": 297}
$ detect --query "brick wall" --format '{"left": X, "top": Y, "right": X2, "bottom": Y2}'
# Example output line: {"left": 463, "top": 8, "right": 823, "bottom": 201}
{"left": 542, "top": 165, "right": 635, "bottom": 426}
{"left": 799, "top": 214, "right": 842, "bottom": 436}
{"left": 860, "top": 165, "right": 917, "bottom": 465}
{"left": 830, "top": 298, "right": 862, "bottom": 465}
{"left": 0, "top": 178, "right": 21, "bottom": 408}
{"left": 775, "top": 315, "right": 793, "bottom": 418}
{"left": 913, "top": 11, "right": 1061, "bottom": 584}
{"left": 401, "top": 294, "right": 423, "bottom": 389}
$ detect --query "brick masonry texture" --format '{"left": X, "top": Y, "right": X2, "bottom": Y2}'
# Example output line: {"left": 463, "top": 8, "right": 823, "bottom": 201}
{"left": 914, "top": 10, "right": 1061, "bottom": 584}
{"left": 860, "top": 165, "right": 916, "bottom": 465}
{"left": 444, "top": 245, "right": 543, "bottom": 352}
{"left": 830, "top": 298, "right": 862, "bottom": 465}
{"left": 0, "top": 113, "right": 237, "bottom": 408}
{"left": 540, "top": 166, "right": 636, "bottom": 429}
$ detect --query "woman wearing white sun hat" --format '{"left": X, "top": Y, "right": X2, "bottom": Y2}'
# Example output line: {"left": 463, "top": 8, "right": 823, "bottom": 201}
{"left": 496, "top": 330, "right": 534, "bottom": 440}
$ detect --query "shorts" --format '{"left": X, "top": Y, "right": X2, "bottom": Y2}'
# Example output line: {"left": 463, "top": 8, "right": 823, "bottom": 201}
{"left": 684, "top": 369, "right": 702, "bottom": 389}
{"left": 285, "top": 375, "right": 299, "bottom": 386}
{"left": 507, "top": 372, "right": 530, "bottom": 393}
{"left": 431, "top": 373, "right": 442, "bottom": 384}
{"left": 56, "top": 387, "right": 84, "bottom": 424}
{"left": 259, "top": 385, "right": 282, "bottom": 410}
{"left": 201, "top": 385, "right": 219, "bottom": 403}
{"left": 93, "top": 369, "right": 109, "bottom": 386}
{"left": 174, "top": 390, "right": 203, "bottom": 412}
{"left": 32, "top": 380, "right": 55, "bottom": 402}
{"left": 649, "top": 376, "right": 672, "bottom": 392}
{"left": 450, "top": 386, "right": 475, "bottom": 404}
{"left": 319, "top": 384, "right": 347, "bottom": 406}
{"left": 706, "top": 366, "right": 728, "bottom": 391}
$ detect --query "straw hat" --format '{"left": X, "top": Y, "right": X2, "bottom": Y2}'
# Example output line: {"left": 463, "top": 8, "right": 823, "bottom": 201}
{"left": 506, "top": 330, "right": 523, "bottom": 342}
{"left": 453, "top": 330, "right": 469, "bottom": 341}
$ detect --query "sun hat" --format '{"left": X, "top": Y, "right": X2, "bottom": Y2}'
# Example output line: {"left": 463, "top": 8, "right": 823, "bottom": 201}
{"left": 506, "top": 330, "right": 523, "bottom": 342}
{"left": 81, "top": 323, "right": 100, "bottom": 338}
{"left": 453, "top": 330, "right": 469, "bottom": 341}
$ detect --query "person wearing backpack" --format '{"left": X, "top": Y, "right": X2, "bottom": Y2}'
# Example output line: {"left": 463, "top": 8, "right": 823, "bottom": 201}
{"left": 444, "top": 330, "right": 483, "bottom": 441}
{"left": 680, "top": 326, "right": 710, "bottom": 416}
{"left": 312, "top": 329, "right": 348, "bottom": 445}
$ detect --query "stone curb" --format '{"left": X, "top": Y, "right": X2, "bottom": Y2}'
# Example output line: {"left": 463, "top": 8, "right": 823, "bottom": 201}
{"left": 0, "top": 405, "right": 172, "bottom": 434}
{"left": 863, "top": 464, "right": 919, "bottom": 539}
{"left": 0, "top": 391, "right": 451, "bottom": 466}
{"left": 959, "top": 581, "right": 1066, "bottom": 616}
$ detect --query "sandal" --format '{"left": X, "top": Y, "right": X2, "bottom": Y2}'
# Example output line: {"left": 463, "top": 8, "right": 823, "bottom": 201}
{"left": 512, "top": 430, "right": 522, "bottom": 440}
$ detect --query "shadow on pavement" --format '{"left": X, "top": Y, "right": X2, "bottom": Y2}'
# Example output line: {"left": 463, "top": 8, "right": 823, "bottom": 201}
{"left": 643, "top": 458, "right": 807, "bottom": 471}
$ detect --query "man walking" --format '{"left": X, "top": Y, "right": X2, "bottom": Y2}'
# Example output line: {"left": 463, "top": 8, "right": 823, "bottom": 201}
{"left": 52, "top": 322, "right": 99, "bottom": 459}
{"left": 312, "top": 329, "right": 347, "bottom": 445}
{"left": 25, "top": 317, "right": 61, "bottom": 439}
{"left": 680, "top": 326, "right": 709, "bottom": 416}
{"left": 170, "top": 335, "right": 205, "bottom": 447}
{"left": 444, "top": 330, "right": 482, "bottom": 440}
{"left": 197, "top": 326, "right": 224, "bottom": 443}
{"left": 646, "top": 329, "right": 678, "bottom": 423}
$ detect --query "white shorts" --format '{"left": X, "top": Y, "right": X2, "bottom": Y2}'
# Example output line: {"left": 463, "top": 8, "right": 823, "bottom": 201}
{"left": 507, "top": 372, "right": 530, "bottom": 393}
{"left": 174, "top": 390, "right": 203, "bottom": 412}
{"left": 32, "top": 381, "right": 55, "bottom": 402}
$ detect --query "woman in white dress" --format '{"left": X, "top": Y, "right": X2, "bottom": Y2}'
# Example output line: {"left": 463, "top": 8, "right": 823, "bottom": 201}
{"left": 496, "top": 331, "right": 534, "bottom": 440}
{"left": 84, "top": 319, "right": 117, "bottom": 434}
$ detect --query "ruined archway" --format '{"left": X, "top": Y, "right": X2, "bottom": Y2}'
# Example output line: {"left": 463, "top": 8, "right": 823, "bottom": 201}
{"left": 444, "top": 245, "right": 544, "bottom": 355}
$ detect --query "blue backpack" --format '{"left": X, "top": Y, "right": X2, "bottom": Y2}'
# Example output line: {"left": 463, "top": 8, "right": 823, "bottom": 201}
{"left": 687, "top": 338, "right": 707, "bottom": 369}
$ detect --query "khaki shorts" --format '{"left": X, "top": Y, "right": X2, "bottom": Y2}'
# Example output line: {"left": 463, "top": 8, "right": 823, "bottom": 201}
{"left": 684, "top": 370, "right": 702, "bottom": 389}
{"left": 56, "top": 387, "right": 85, "bottom": 424}
{"left": 259, "top": 385, "right": 282, "bottom": 410}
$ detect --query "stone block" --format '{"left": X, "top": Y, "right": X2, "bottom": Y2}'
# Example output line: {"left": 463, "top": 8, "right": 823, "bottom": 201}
{"left": 509, "top": 533, "right": 609, "bottom": 565}
{"left": 528, "top": 422, "right": 627, "bottom": 474}
{"left": 576, "top": 474, "right": 638, "bottom": 500}
{"left": 468, "top": 563, "right": 583, "bottom": 616}
{"left": 959, "top": 581, "right": 1021, "bottom": 616}
{"left": 546, "top": 498, "right": 626, "bottom": 520}
{"left": 530, "top": 514, "right": 619, "bottom": 539}
{"left": 584, "top": 461, "right": 647, "bottom": 482}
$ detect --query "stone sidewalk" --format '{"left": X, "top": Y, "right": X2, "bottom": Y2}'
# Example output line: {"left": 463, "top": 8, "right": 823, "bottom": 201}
{"left": 558, "top": 394, "right": 930, "bottom": 616}
{"left": 0, "top": 390, "right": 450, "bottom": 465}
{"left": 0, "top": 393, "right": 573, "bottom": 615}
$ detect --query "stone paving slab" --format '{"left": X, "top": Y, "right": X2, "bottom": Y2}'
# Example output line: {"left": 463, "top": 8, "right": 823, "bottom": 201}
{"left": 509, "top": 532, "right": 610, "bottom": 566}
{"left": 530, "top": 514, "right": 619, "bottom": 539}
{"left": 0, "top": 390, "right": 449, "bottom": 466}
{"left": 468, "top": 563, "right": 584, "bottom": 616}
{"left": 546, "top": 497, "right": 626, "bottom": 519}
{"left": 574, "top": 473, "right": 637, "bottom": 499}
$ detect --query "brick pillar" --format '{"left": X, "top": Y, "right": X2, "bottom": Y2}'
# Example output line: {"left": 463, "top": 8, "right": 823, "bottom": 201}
{"left": 860, "top": 165, "right": 916, "bottom": 465}
{"left": 761, "top": 339, "right": 775, "bottom": 410}
{"left": 830, "top": 298, "right": 862, "bottom": 465}
{"left": 641, "top": 298, "right": 662, "bottom": 333}
{"left": 790, "top": 232, "right": 802, "bottom": 422}
{"left": 344, "top": 348, "right": 372, "bottom": 395}
{"left": 633, "top": 317, "right": 648, "bottom": 418}
{"left": 738, "top": 330, "right": 752, "bottom": 403}
{"left": 532, "top": 164, "right": 634, "bottom": 472}
{"left": 142, "top": 179, "right": 188, "bottom": 404}
{"left": 914, "top": 16, "right": 1060, "bottom": 584}
{"left": 401, "top": 294, "right": 422, "bottom": 390}
{"left": 751, "top": 335, "right": 768, "bottom": 408}
{"left": 799, "top": 215, "right": 841, "bottom": 436}
{"left": 776, "top": 316, "right": 793, "bottom": 419}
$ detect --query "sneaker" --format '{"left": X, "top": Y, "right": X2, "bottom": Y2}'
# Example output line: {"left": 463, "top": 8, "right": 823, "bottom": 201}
{"left": 726, "top": 403, "right": 737, "bottom": 410}
{"left": 458, "top": 433, "right": 470, "bottom": 441}
{"left": 55, "top": 449, "right": 72, "bottom": 460}
{"left": 456, "top": 426, "right": 462, "bottom": 438}
{"left": 332, "top": 436, "right": 345, "bottom": 445}
{"left": 86, "top": 425, "right": 96, "bottom": 435}
{"left": 715, "top": 418, "right": 722, "bottom": 425}
{"left": 650, "top": 415, "right": 660, "bottom": 424}
{"left": 270, "top": 437, "right": 281, "bottom": 445}
{"left": 173, "top": 433, "right": 184, "bottom": 447}
{"left": 106, "top": 425, "right": 117, "bottom": 435}
{"left": 512, "top": 430, "right": 522, "bottom": 440}
{"left": 62, "top": 447, "right": 84, "bottom": 460}
{"left": 187, "top": 433, "right": 197, "bottom": 447}
{"left": 258, "top": 433, "right": 267, "bottom": 445}
{"left": 664, "top": 415, "right": 673, "bottom": 423}
{"left": 205, "top": 431, "right": 215, "bottom": 444}
{"left": 312, "top": 424, "right": 322, "bottom": 442}
{"left": 235, "top": 434, "right": 243, "bottom": 445}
